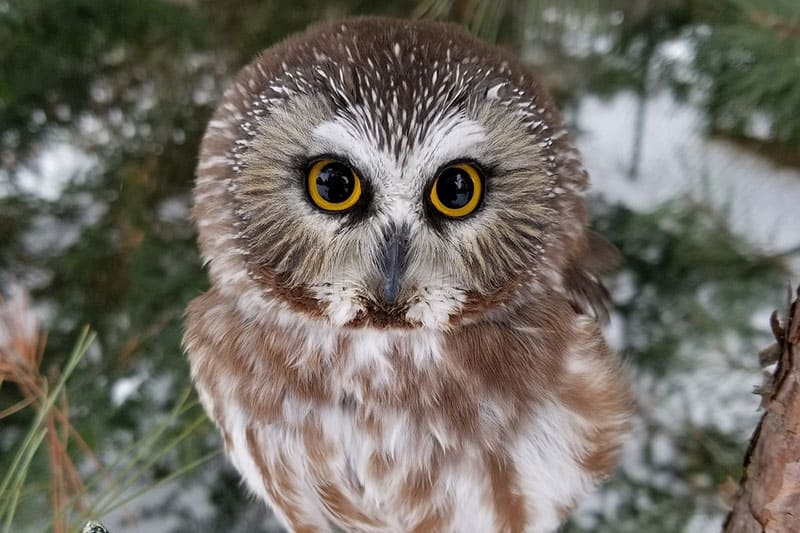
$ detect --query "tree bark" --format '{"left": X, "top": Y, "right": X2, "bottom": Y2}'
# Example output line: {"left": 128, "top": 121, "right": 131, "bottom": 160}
{"left": 723, "top": 286, "right": 800, "bottom": 533}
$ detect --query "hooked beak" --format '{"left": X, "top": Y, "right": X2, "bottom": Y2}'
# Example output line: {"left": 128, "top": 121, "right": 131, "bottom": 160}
{"left": 380, "top": 224, "right": 410, "bottom": 307}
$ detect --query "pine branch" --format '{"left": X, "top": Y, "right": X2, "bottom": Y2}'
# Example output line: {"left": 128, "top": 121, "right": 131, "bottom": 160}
{"left": 723, "top": 286, "right": 800, "bottom": 532}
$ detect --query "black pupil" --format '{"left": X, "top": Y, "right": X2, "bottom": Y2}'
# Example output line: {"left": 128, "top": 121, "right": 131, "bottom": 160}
{"left": 316, "top": 162, "right": 355, "bottom": 204}
{"left": 436, "top": 167, "right": 474, "bottom": 209}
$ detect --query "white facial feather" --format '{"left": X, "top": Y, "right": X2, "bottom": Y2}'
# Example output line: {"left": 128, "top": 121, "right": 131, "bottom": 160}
{"left": 307, "top": 112, "right": 489, "bottom": 328}
{"left": 311, "top": 119, "right": 400, "bottom": 187}
{"left": 406, "top": 111, "right": 487, "bottom": 176}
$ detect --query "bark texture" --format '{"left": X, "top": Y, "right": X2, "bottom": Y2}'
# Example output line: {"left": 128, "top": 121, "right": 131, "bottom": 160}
{"left": 723, "top": 286, "right": 800, "bottom": 533}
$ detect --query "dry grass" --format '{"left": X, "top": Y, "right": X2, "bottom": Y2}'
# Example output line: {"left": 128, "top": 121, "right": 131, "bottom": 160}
{"left": 0, "top": 284, "right": 217, "bottom": 532}
{"left": 0, "top": 285, "right": 100, "bottom": 533}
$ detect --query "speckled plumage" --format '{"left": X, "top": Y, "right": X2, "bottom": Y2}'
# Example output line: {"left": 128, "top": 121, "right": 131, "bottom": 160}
{"left": 184, "top": 17, "right": 633, "bottom": 533}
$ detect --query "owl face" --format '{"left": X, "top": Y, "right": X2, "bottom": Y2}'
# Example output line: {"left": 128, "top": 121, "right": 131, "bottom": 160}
{"left": 197, "top": 18, "right": 590, "bottom": 330}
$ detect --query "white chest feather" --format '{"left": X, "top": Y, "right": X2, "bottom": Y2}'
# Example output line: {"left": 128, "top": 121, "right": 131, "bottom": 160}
{"left": 218, "top": 391, "right": 596, "bottom": 533}
{"left": 186, "top": 291, "right": 632, "bottom": 533}
{"left": 199, "top": 327, "right": 610, "bottom": 533}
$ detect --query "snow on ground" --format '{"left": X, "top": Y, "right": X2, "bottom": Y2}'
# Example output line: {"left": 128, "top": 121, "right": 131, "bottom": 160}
{"left": 101, "top": 477, "right": 216, "bottom": 533}
{"left": 577, "top": 90, "right": 800, "bottom": 260}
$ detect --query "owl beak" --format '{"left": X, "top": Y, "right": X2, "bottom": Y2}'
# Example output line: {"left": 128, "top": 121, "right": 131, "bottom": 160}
{"left": 380, "top": 224, "right": 410, "bottom": 307}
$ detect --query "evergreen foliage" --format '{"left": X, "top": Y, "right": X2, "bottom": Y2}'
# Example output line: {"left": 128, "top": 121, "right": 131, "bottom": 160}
{"left": 694, "top": 0, "right": 800, "bottom": 149}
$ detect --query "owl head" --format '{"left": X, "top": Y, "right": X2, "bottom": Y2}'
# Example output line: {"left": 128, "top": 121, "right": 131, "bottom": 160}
{"left": 194, "top": 17, "right": 611, "bottom": 330}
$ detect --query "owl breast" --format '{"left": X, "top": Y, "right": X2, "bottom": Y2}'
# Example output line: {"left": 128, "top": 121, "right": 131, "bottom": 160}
{"left": 184, "top": 288, "right": 632, "bottom": 533}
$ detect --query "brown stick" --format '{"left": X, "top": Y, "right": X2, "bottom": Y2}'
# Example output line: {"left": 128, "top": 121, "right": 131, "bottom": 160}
{"left": 723, "top": 286, "right": 800, "bottom": 533}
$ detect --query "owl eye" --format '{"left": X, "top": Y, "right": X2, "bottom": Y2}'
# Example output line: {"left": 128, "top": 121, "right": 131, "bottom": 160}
{"left": 307, "top": 159, "right": 362, "bottom": 212}
{"left": 429, "top": 162, "right": 483, "bottom": 218}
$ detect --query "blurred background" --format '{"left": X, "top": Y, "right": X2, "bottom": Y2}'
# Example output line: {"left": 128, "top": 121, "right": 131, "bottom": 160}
{"left": 1, "top": 0, "right": 799, "bottom": 531}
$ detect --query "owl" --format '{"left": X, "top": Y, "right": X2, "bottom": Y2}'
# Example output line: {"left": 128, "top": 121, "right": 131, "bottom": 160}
{"left": 183, "top": 17, "right": 634, "bottom": 533}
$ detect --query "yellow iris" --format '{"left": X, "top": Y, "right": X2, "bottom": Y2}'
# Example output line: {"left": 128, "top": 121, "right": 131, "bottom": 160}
{"left": 429, "top": 163, "right": 483, "bottom": 218}
{"left": 307, "top": 159, "right": 362, "bottom": 212}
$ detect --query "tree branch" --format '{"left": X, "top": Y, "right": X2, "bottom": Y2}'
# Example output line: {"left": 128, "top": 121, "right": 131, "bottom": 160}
{"left": 723, "top": 286, "right": 800, "bottom": 533}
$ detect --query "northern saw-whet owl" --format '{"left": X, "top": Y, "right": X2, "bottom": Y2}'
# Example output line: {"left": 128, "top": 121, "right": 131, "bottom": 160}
{"left": 184, "top": 17, "right": 634, "bottom": 533}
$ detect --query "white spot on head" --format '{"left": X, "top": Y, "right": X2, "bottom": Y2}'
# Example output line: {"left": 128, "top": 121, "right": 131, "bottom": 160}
{"left": 486, "top": 83, "right": 505, "bottom": 100}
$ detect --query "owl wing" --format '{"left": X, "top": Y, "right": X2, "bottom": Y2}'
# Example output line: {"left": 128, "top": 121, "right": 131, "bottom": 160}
{"left": 563, "top": 231, "right": 619, "bottom": 324}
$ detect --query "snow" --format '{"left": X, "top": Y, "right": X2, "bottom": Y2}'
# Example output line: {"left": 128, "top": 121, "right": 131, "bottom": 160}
{"left": 10, "top": 141, "right": 96, "bottom": 201}
{"left": 111, "top": 372, "right": 149, "bottom": 407}
{"left": 100, "top": 477, "right": 216, "bottom": 533}
{"left": 577, "top": 90, "right": 800, "bottom": 262}
{"left": 21, "top": 192, "right": 107, "bottom": 256}
{"left": 157, "top": 195, "right": 192, "bottom": 223}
